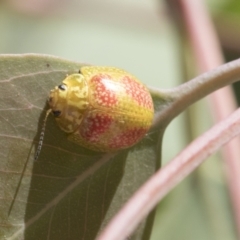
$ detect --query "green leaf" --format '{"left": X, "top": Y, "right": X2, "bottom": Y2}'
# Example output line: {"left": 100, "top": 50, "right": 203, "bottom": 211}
{"left": 0, "top": 54, "right": 160, "bottom": 240}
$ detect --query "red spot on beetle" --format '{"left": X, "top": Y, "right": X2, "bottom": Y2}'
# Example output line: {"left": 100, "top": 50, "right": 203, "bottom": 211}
{"left": 90, "top": 74, "right": 118, "bottom": 108}
{"left": 80, "top": 113, "right": 113, "bottom": 143}
{"left": 122, "top": 76, "right": 153, "bottom": 109}
{"left": 109, "top": 127, "right": 147, "bottom": 149}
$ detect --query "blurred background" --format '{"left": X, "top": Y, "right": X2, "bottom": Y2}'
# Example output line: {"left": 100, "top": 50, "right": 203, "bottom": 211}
{"left": 1, "top": 0, "right": 239, "bottom": 239}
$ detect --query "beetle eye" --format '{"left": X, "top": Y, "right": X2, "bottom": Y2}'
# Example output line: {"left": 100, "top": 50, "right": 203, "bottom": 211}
{"left": 58, "top": 84, "right": 67, "bottom": 91}
{"left": 52, "top": 110, "right": 61, "bottom": 117}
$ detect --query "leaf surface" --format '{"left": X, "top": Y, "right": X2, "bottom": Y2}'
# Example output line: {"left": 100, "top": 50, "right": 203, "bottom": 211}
{"left": 0, "top": 54, "right": 159, "bottom": 240}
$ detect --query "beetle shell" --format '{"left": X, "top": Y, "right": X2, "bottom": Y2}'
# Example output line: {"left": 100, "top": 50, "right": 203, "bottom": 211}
{"left": 48, "top": 66, "right": 154, "bottom": 152}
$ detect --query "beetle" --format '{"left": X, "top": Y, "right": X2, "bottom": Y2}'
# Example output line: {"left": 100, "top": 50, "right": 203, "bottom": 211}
{"left": 35, "top": 66, "right": 154, "bottom": 160}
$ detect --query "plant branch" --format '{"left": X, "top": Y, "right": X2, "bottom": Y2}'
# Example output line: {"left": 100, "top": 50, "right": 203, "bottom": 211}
{"left": 151, "top": 58, "right": 240, "bottom": 128}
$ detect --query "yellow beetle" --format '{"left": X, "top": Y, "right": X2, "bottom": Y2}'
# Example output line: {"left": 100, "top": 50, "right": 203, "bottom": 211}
{"left": 35, "top": 66, "right": 154, "bottom": 160}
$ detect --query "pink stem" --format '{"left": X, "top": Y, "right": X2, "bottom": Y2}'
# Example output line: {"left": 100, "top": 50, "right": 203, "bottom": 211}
{"left": 97, "top": 107, "right": 240, "bottom": 240}
{"left": 179, "top": 0, "right": 240, "bottom": 236}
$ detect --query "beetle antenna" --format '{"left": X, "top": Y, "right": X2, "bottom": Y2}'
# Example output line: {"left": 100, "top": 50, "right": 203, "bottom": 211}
{"left": 34, "top": 109, "right": 52, "bottom": 161}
